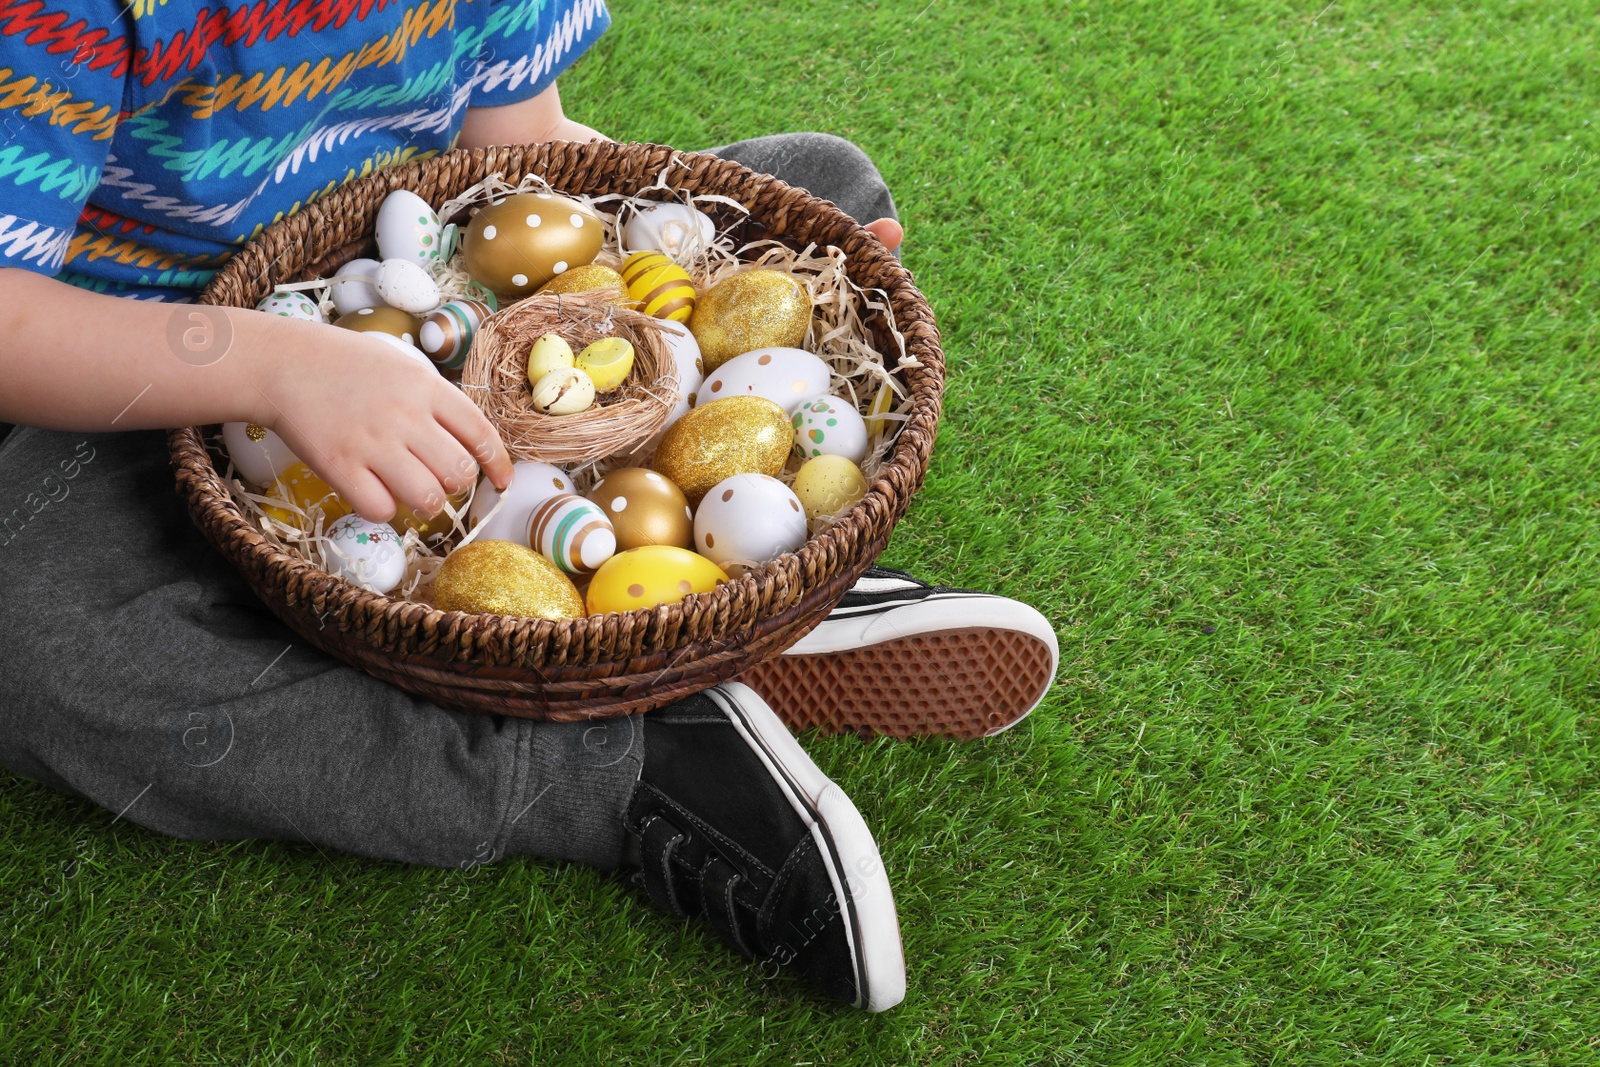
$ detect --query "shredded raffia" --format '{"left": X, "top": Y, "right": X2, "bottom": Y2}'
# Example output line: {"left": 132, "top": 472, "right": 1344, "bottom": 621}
{"left": 223, "top": 162, "right": 912, "bottom": 604}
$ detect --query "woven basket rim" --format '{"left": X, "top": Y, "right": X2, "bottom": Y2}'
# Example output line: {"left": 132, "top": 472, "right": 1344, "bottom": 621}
{"left": 170, "top": 140, "right": 944, "bottom": 668}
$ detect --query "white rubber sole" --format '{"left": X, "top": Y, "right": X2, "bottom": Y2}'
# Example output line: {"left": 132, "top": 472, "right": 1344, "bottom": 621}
{"left": 706, "top": 682, "right": 907, "bottom": 1012}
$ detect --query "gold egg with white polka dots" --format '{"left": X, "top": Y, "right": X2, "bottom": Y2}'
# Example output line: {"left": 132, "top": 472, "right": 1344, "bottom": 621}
{"left": 589, "top": 467, "right": 694, "bottom": 551}
{"left": 462, "top": 192, "right": 603, "bottom": 299}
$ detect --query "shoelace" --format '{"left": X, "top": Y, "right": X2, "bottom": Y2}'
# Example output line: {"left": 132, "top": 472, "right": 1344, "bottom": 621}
{"left": 635, "top": 812, "right": 757, "bottom": 959}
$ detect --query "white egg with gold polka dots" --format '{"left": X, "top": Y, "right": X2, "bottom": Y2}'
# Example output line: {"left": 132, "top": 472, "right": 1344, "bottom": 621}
{"left": 222, "top": 421, "right": 300, "bottom": 488}
{"left": 692, "top": 473, "right": 808, "bottom": 568}
{"left": 694, "top": 346, "right": 832, "bottom": 416}
{"left": 467, "top": 460, "right": 574, "bottom": 544}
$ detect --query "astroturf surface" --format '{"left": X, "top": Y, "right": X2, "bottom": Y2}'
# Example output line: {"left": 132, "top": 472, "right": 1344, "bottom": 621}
{"left": 5, "top": 1, "right": 1600, "bottom": 1062}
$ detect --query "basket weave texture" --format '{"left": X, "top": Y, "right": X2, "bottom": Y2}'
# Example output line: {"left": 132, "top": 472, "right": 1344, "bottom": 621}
{"left": 167, "top": 140, "right": 945, "bottom": 721}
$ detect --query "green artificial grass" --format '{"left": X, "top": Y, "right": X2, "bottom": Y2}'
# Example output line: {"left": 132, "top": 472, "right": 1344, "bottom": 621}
{"left": 5, "top": 0, "right": 1600, "bottom": 1062}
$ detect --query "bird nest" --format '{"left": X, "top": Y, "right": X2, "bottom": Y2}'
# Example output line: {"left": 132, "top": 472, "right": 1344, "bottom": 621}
{"left": 461, "top": 291, "right": 678, "bottom": 467}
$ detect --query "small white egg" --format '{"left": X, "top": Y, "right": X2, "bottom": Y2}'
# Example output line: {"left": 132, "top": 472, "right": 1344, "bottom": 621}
{"left": 324, "top": 513, "right": 408, "bottom": 594}
{"left": 467, "top": 460, "right": 574, "bottom": 543}
{"left": 329, "top": 258, "right": 384, "bottom": 316}
{"left": 620, "top": 202, "right": 715, "bottom": 259}
{"left": 792, "top": 394, "right": 868, "bottom": 463}
{"left": 255, "top": 290, "right": 325, "bottom": 322}
{"left": 222, "top": 421, "right": 300, "bottom": 488}
{"left": 693, "top": 473, "right": 808, "bottom": 568}
{"left": 375, "top": 189, "right": 444, "bottom": 268}
{"left": 695, "top": 346, "right": 832, "bottom": 415}
{"left": 374, "top": 258, "right": 443, "bottom": 314}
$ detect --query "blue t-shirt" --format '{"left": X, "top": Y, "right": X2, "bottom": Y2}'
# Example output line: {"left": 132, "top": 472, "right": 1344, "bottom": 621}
{"left": 0, "top": 0, "right": 610, "bottom": 301}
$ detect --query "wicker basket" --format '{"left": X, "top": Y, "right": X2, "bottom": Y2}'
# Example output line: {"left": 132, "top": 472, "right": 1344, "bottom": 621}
{"left": 167, "top": 140, "right": 944, "bottom": 721}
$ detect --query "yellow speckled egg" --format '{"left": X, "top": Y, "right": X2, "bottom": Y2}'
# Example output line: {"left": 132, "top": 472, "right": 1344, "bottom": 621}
{"left": 621, "top": 251, "right": 697, "bottom": 322}
{"left": 262, "top": 461, "right": 351, "bottom": 530}
{"left": 792, "top": 454, "right": 868, "bottom": 529}
{"left": 589, "top": 467, "right": 693, "bottom": 550}
{"left": 431, "top": 539, "right": 585, "bottom": 619}
{"left": 335, "top": 305, "right": 422, "bottom": 347}
{"left": 688, "top": 269, "right": 811, "bottom": 371}
{"left": 536, "top": 263, "right": 628, "bottom": 302}
{"left": 586, "top": 546, "right": 729, "bottom": 615}
{"left": 463, "top": 192, "right": 602, "bottom": 299}
{"left": 652, "top": 395, "right": 794, "bottom": 505}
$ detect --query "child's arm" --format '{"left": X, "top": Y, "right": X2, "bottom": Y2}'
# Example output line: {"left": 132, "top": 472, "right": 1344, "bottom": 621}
{"left": 0, "top": 269, "right": 513, "bottom": 522}
{"left": 457, "top": 81, "right": 611, "bottom": 150}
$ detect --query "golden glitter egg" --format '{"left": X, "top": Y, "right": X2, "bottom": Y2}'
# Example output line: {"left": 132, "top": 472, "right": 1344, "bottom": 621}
{"left": 621, "top": 250, "right": 697, "bottom": 322}
{"left": 652, "top": 395, "right": 793, "bottom": 505}
{"left": 431, "top": 539, "right": 585, "bottom": 619}
{"left": 792, "top": 454, "right": 868, "bottom": 530}
{"left": 462, "top": 192, "right": 603, "bottom": 299}
{"left": 586, "top": 546, "right": 728, "bottom": 615}
{"left": 688, "top": 269, "right": 811, "bottom": 372}
{"left": 391, "top": 486, "right": 470, "bottom": 541}
{"left": 536, "top": 262, "right": 628, "bottom": 302}
{"left": 334, "top": 305, "right": 423, "bottom": 347}
{"left": 262, "top": 461, "right": 351, "bottom": 530}
{"left": 589, "top": 467, "right": 693, "bottom": 551}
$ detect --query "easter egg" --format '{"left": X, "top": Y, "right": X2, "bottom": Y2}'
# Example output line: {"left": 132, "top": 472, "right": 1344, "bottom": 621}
{"left": 462, "top": 192, "right": 602, "bottom": 298}
{"left": 575, "top": 337, "right": 635, "bottom": 392}
{"left": 468, "top": 460, "right": 574, "bottom": 543}
{"left": 431, "top": 539, "right": 584, "bottom": 620}
{"left": 865, "top": 379, "right": 897, "bottom": 454}
{"left": 527, "top": 333, "right": 575, "bottom": 384}
{"left": 375, "top": 189, "right": 444, "bottom": 267}
{"left": 693, "top": 473, "right": 808, "bottom": 568}
{"left": 688, "top": 269, "right": 811, "bottom": 371}
{"left": 418, "top": 297, "right": 493, "bottom": 370}
{"left": 255, "top": 290, "right": 324, "bottom": 322}
{"left": 536, "top": 263, "right": 628, "bottom": 302}
{"left": 697, "top": 346, "right": 832, "bottom": 415}
{"left": 620, "top": 202, "right": 715, "bottom": 259}
{"left": 335, "top": 305, "right": 422, "bottom": 348}
{"left": 391, "top": 486, "right": 470, "bottom": 541}
{"left": 653, "top": 395, "right": 793, "bottom": 504}
{"left": 652, "top": 319, "right": 705, "bottom": 438}
{"left": 590, "top": 467, "right": 693, "bottom": 550}
{"left": 373, "top": 258, "right": 443, "bottom": 315}
{"left": 530, "top": 367, "right": 595, "bottom": 414}
{"left": 262, "top": 461, "right": 350, "bottom": 531}
{"left": 222, "top": 421, "right": 300, "bottom": 488}
{"left": 585, "top": 546, "right": 729, "bottom": 615}
{"left": 792, "top": 394, "right": 868, "bottom": 463}
{"left": 329, "top": 258, "right": 384, "bottom": 316}
{"left": 324, "top": 514, "right": 407, "bottom": 594}
{"left": 621, "top": 251, "right": 697, "bottom": 322}
{"left": 527, "top": 492, "right": 616, "bottom": 575}
{"left": 792, "top": 454, "right": 868, "bottom": 528}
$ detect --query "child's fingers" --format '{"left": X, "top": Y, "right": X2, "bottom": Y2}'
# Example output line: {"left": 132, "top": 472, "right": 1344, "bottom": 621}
{"left": 407, "top": 424, "right": 478, "bottom": 505}
{"left": 326, "top": 463, "right": 399, "bottom": 526}
{"left": 434, "top": 389, "right": 512, "bottom": 491}
{"left": 373, "top": 451, "right": 455, "bottom": 523}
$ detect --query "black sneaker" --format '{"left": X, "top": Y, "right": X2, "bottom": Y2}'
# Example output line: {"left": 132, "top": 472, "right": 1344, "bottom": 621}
{"left": 738, "top": 566, "right": 1059, "bottom": 740}
{"left": 623, "top": 682, "right": 906, "bottom": 1011}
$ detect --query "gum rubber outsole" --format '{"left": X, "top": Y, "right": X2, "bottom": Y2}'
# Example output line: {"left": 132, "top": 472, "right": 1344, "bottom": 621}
{"left": 737, "top": 626, "right": 1057, "bottom": 741}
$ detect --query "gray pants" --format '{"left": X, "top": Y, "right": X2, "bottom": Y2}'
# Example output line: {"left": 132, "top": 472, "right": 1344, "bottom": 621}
{"left": 0, "top": 133, "right": 900, "bottom": 871}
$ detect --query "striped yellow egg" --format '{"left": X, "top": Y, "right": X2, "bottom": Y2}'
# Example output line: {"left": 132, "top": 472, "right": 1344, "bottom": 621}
{"left": 621, "top": 250, "right": 697, "bottom": 322}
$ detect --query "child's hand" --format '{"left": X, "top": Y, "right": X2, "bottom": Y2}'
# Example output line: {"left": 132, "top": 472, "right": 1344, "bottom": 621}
{"left": 864, "top": 218, "right": 903, "bottom": 253}
{"left": 259, "top": 329, "right": 513, "bottom": 525}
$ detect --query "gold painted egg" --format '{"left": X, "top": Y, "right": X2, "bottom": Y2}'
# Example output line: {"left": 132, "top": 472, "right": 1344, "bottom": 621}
{"left": 589, "top": 467, "right": 693, "bottom": 551}
{"left": 621, "top": 251, "right": 697, "bottom": 322}
{"left": 688, "top": 269, "right": 811, "bottom": 371}
{"left": 586, "top": 546, "right": 729, "bottom": 615}
{"left": 262, "top": 461, "right": 351, "bottom": 530}
{"left": 391, "top": 486, "right": 470, "bottom": 540}
{"left": 431, "top": 539, "right": 585, "bottom": 619}
{"left": 792, "top": 454, "right": 868, "bottom": 529}
{"left": 462, "top": 192, "right": 603, "bottom": 298}
{"left": 652, "top": 395, "right": 794, "bottom": 505}
{"left": 334, "top": 305, "right": 422, "bottom": 347}
{"left": 536, "top": 263, "right": 628, "bottom": 302}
